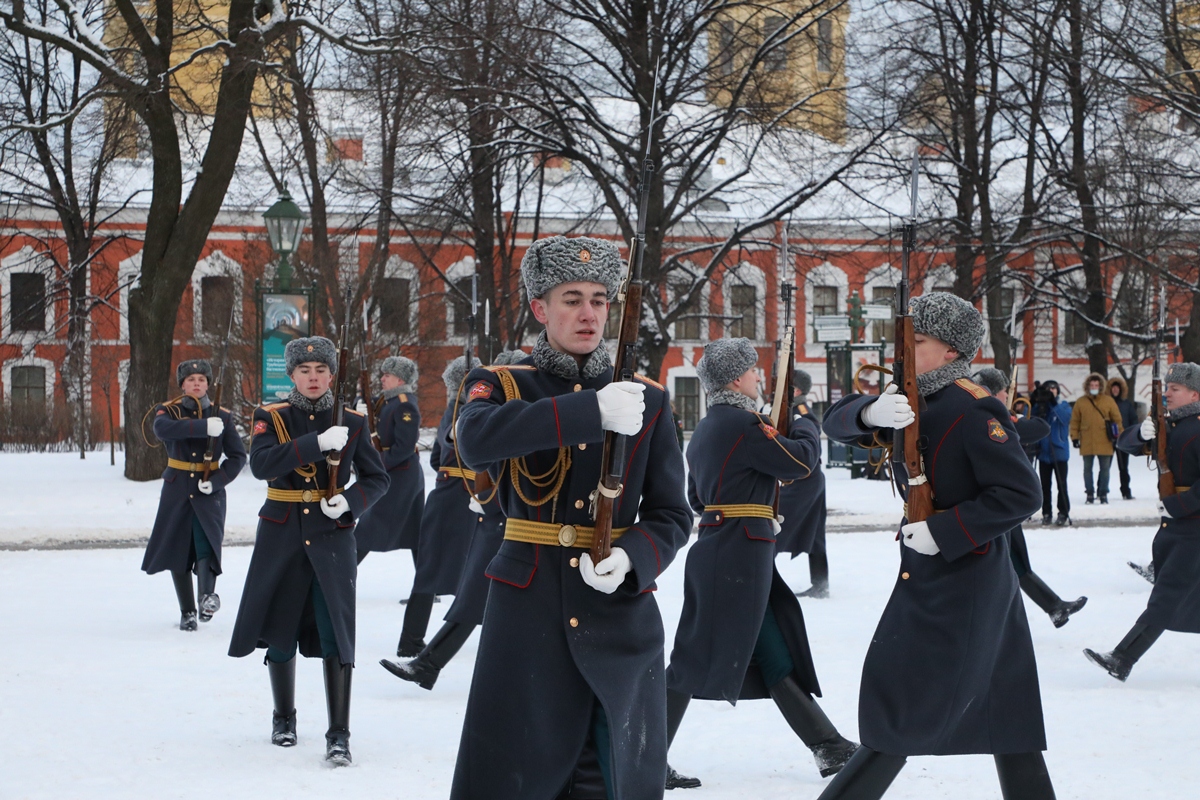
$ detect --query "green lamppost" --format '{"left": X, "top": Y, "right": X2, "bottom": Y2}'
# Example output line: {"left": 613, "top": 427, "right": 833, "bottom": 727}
{"left": 262, "top": 189, "right": 306, "bottom": 290}
{"left": 847, "top": 289, "right": 864, "bottom": 343}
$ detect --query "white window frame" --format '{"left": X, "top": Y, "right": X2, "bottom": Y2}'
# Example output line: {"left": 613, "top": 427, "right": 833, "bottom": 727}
{"left": 802, "top": 261, "right": 848, "bottom": 359}
{"left": 669, "top": 264, "right": 710, "bottom": 342}
{"left": 117, "top": 253, "right": 141, "bottom": 343}
{"left": 3, "top": 354, "right": 55, "bottom": 414}
{"left": 444, "top": 257, "right": 477, "bottom": 345}
{"left": 862, "top": 263, "right": 901, "bottom": 348}
{"left": 722, "top": 262, "right": 767, "bottom": 341}
{"left": 372, "top": 255, "right": 421, "bottom": 340}
{"left": 1, "top": 246, "right": 55, "bottom": 342}
{"left": 190, "top": 250, "right": 244, "bottom": 344}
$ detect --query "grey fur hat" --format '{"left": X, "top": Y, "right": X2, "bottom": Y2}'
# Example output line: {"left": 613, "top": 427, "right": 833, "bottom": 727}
{"left": 1166, "top": 363, "right": 1200, "bottom": 394}
{"left": 910, "top": 291, "right": 985, "bottom": 362}
{"left": 697, "top": 338, "right": 758, "bottom": 393}
{"left": 176, "top": 358, "right": 213, "bottom": 386}
{"left": 443, "top": 354, "right": 483, "bottom": 395}
{"left": 379, "top": 355, "right": 418, "bottom": 386}
{"left": 285, "top": 336, "right": 338, "bottom": 375}
{"left": 793, "top": 368, "right": 812, "bottom": 396}
{"left": 491, "top": 349, "right": 526, "bottom": 367}
{"left": 521, "top": 236, "right": 623, "bottom": 300}
{"left": 973, "top": 367, "right": 1009, "bottom": 397}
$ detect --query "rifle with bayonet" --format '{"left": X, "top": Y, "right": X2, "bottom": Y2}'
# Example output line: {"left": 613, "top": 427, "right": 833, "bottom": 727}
{"left": 1006, "top": 301, "right": 1019, "bottom": 414}
{"left": 326, "top": 287, "right": 355, "bottom": 500}
{"left": 359, "top": 301, "right": 383, "bottom": 452}
{"left": 202, "top": 306, "right": 236, "bottom": 482}
{"left": 460, "top": 274, "right": 496, "bottom": 498}
{"left": 1153, "top": 287, "right": 1175, "bottom": 499}
{"left": 590, "top": 62, "right": 660, "bottom": 565}
{"left": 891, "top": 152, "right": 934, "bottom": 524}
{"left": 769, "top": 282, "right": 797, "bottom": 516}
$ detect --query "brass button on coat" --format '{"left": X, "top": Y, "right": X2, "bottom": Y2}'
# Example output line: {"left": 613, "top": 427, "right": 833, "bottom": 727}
{"left": 309, "top": 415, "right": 315, "bottom": 420}
{"left": 305, "top": 540, "right": 311, "bottom": 546}
{"left": 575, "top": 499, "right": 585, "bottom": 509}
{"left": 901, "top": 572, "right": 910, "bottom": 580}
{"left": 569, "top": 617, "right": 579, "bottom": 628}
{"left": 301, "top": 490, "right": 314, "bottom": 503}
{"left": 570, "top": 557, "right": 580, "bottom": 568}
{"left": 558, "top": 525, "right": 578, "bottom": 547}
{"left": 303, "top": 508, "right": 310, "bottom": 515}
{"left": 578, "top": 443, "right": 587, "bottom": 450}
{"left": 573, "top": 384, "right": 582, "bottom": 392}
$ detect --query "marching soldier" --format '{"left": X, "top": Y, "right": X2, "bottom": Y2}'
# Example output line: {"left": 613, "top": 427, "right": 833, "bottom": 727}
{"left": 353, "top": 356, "right": 424, "bottom": 564}
{"left": 1085, "top": 362, "right": 1200, "bottom": 681}
{"left": 775, "top": 368, "right": 831, "bottom": 598}
{"left": 664, "top": 340, "right": 857, "bottom": 790}
{"left": 227, "top": 337, "right": 388, "bottom": 766}
{"left": 974, "top": 367, "right": 1087, "bottom": 628}
{"left": 380, "top": 349, "right": 523, "bottom": 690}
{"left": 394, "top": 354, "right": 482, "bottom": 657}
{"left": 819, "top": 293, "right": 1052, "bottom": 800}
{"left": 450, "top": 236, "right": 692, "bottom": 800}
{"left": 141, "top": 359, "right": 246, "bottom": 631}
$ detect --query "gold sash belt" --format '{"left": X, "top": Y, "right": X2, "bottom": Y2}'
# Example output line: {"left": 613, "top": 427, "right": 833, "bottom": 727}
{"left": 440, "top": 466, "right": 477, "bottom": 481}
{"left": 503, "top": 519, "right": 629, "bottom": 549}
{"left": 703, "top": 503, "right": 776, "bottom": 521}
{"left": 265, "top": 487, "right": 342, "bottom": 503}
{"left": 167, "top": 458, "right": 216, "bottom": 472}
{"left": 1177, "top": 486, "right": 1191, "bottom": 494}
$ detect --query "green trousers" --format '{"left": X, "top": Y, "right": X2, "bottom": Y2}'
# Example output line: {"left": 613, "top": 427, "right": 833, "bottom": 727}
{"left": 752, "top": 603, "right": 795, "bottom": 689}
{"left": 266, "top": 577, "right": 338, "bottom": 662}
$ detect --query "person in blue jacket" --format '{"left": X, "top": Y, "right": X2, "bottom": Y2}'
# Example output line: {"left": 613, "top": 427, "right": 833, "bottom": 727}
{"left": 450, "top": 236, "right": 692, "bottom": 800}
{"left": 1085, "top": 362, "right": 1200, "bottom": 681}
{"left": 142, "top": 359, "right": 247, "bottom": 631}
{"left": 1032, "top": 379, "right": 1073, "bottom": 525}
{"left": 818, "top": 293, "right": 1051, "bottom": 800}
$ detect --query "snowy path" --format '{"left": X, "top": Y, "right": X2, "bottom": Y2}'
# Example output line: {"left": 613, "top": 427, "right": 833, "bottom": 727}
{"left": 2, "top": 524, "right": 1195, "bottom": 799}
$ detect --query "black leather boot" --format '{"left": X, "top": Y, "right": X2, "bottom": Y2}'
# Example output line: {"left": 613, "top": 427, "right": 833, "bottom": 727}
{"left": 664, "top": 690, "right": 700, "bottom": 789}
{"left": 171, "top": 570, "right": 197, "bottom": 631}
{"left": 1084, "top": 623, "right": 1163, "bottom": 682}
{"left": 815, "top": 747, "right": 907, "bottom": 800}
{"left": 797, "top": 551, "right": 830, "bottom": 598}
{"left": 1019, "top": 573, "right": 1087, "bottom": 628}
{"left": 380, "top": 622, "right": 476, "bottom": 690}
{"left": 196, "top": 558, "right": 220, "bottom": 622}
{"left": 768, "top": 675, "right": 858, "bottom": 777}
{"left": 267, "top": 657, "right": 297, "bottom": 746}
{"left": 323, "top": 656, "right": 353, "bottom": 766}
{"left": 994, "top": 752, "right": 1056, "bottom": 799}
{"left": 397, "top": 592, "right": 435, "bottom": 657}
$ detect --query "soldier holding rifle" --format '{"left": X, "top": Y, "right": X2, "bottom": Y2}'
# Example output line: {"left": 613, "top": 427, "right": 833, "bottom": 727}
{"left": 142, "top": 356, "right": 247, "bottom": 630}
{"left": 449, "top": 235, "right": 691, "bottom": 800}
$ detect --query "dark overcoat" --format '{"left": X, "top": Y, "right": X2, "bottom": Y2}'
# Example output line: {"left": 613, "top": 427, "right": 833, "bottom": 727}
{"left": 444, "top": 491, "right": 505, "bottom": 627}
{"left": 142, "top": 398, "right": 247, "bottom": 575}
{"left": 1118, "top": 416, "right": 1200, "bottom": 633}
{"left": 1008, "top": 415, "right": 1050, "bottom": 577}
{"left": 412, "top": 405, "right": 480, "bottom": 594}
{"left": 822, "top": 378, "right": 1045, "bottom": 756}
{"left": 450, "top": 360, "right": 692, "bottom": 800}
{"left": 353, "top": 392, "right": 424, "bottom": 553}
{"left": 228, "top": 401, "right": 388, "bottom": 664}
{"left": 776, "top": 401, "right": 827, "bottom": 557}
{"left": 666, "top": 403, "right": 823, "bottom": 703}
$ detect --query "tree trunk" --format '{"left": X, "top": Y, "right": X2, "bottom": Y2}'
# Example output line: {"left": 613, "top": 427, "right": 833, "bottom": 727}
{"left": 1181, "top": 282, "right": 1200, "bottom": 364}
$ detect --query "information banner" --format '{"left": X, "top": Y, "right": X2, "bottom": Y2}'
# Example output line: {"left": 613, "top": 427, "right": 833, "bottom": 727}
{"left": 260, "top": 292, "right": 312, "bottom": 403}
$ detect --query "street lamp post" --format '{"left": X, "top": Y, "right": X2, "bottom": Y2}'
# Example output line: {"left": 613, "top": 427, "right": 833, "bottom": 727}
{"left": 262, "top": 189, "right": 306, "bottom": 290}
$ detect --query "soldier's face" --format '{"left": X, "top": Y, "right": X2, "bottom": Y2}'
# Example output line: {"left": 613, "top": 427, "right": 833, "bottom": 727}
{"left": 181, "top": 374, "right": 208, "bottom": 399}
{"left": 1165, "top": 382, "right": 1200, "bottom": 410}
{"left": 912, "top": 333, "right": 959, "bottom": 375}
{"left": 293, "top": 362, "right": 334, "bottom": 398}
{"left": 728, "top": 366, "right": 760, "bottom": 399}
{"left": 380, "top": 373, "right": 402, "bottom": 391}
{"left": 996, "top": 388, "right": 1009, "bottom": 406}
{"left": 531, "top": 282, "right": 610, "bottom": 357}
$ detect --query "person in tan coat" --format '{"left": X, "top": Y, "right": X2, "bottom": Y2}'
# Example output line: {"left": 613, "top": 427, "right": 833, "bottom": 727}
{"left": 1069, "top": 372, "right": 1123, "bottom": 503}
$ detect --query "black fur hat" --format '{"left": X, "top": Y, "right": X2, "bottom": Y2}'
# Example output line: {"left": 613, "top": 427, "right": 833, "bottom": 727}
{"left": 176, "top": 359, "right": 213, "bottom": 386}
{"left": 285, "top": 336, "right": 338, "bottom": 375}
{"left": 521, "top": 236, "right": 623, "bottom": 300}
{"left": 793, "top": 368, "right": 812, "bottom": 396}
{"left": 697, "top": 338, "right": 758, "bottom": 394}
{"left": 910, "top": 291, "right": 986, "bottom": 362}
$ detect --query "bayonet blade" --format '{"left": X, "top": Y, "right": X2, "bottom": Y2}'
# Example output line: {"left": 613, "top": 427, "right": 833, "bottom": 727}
{"left": 908, "top": 151, "right": 920, "bottom": 222}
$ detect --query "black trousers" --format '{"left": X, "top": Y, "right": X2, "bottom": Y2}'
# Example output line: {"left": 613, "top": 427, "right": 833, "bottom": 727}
{"left": 1115, "top": 450, "right": 1131, "bottom": 495}
{"left": 1039, "top": 459, "right": 1069, "bottom": 517}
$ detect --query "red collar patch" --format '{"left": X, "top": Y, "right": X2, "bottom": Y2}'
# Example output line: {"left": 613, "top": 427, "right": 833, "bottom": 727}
{"left": 987, "top": 417, "right": 1009, "bottom": 443}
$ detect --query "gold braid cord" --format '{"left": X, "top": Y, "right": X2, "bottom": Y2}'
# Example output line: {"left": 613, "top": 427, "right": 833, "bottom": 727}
{"left": 140, "top": 394, "right": 189, "bottom": 448}
{"left": 266, "top": 408, "right": 316, "bottom": 479}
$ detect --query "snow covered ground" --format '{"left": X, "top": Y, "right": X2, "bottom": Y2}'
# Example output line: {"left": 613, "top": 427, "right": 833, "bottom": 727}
{"left": 1, "top": 448, "right": 1192, "bottom": 798}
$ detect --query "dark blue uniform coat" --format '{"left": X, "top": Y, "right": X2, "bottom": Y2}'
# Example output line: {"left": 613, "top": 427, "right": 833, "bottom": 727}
{"left": 451, "top": 361, "right": 692, "bottom": 800}
{"left": 445, "top": 491, "right": 505, "bottom": 626}
{"left": 353, "top": 392, "right": 424, "bottom": 553}
{"left": 228, "top": 402, "right": 388, "bottom": 664}
{"left": 823, "top": 379, "right": 1045, "bottom": 756}
{"left": 142, "top": 399, "right": 247, "bottom": 575}
{"left": 1118, "top": 416, "right": 1200, "bottom": 632}
{"left": 667, "top": 404, "right": 823, "bottom": 703}
{"left": 413, "top": 405, "right": 480, "bottom": 595}
{"left": 776, "top": 401, "right": 827, "bottom": 557}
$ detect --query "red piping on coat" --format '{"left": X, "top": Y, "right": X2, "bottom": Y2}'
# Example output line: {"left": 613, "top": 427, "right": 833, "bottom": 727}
{"left": 713, "top": 434, "right": 746, "bottom": 504}
{"left": 618, "top": 408, "right": 663, "bottom": 513}
{"left": 485, "top": 544, "right": 539, "bottom": 588}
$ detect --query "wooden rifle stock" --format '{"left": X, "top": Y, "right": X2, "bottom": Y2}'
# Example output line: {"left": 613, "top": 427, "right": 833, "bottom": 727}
{"left": 1153, "top": 378, "right": 1175, "bottom": 500}
{"left": 894, "top": 316, "right": 933, "bottom": 523}
{"left": 326, "top": 346, "right": 352, "bottom": 500}
{"left": 201, "top": 383, "right": 221, "bottom": 482}
{"left": 360, "top": 368, "right": 383, "bottom": 452}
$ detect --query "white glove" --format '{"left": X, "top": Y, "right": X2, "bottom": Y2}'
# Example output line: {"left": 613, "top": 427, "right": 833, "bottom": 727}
{"left": 320, "top": 494, "right": 350, "bottom": 519}
{"left": 206, "top": 417, "right": 224, "bottom": 437}
{"left": 900, "top": 520, "right": 940, "bottom": 556}
{"left": 469, "top": 497, "right": 485, "bottom": 514}
{"left": 771, "top": 515, "right": 784, "bottom": 535}
{"left": 1140, "top": 417, "right": 1156, "bottom": 442}
{"left": 579, "top": 548, "right": 633, "bottom": 594}
{"left": 317, "top": 426, "right": 349, "bottom": 452}
{"left": 197, "top": 480, "right": 214, "bottom": 495}
{"left": 596, "top": 382, "right": 646, "bottom": 436}
{"left": 355, "top": 401, "right": 368, "bottom": 416}
{"left": 860, "top": 384, "right": 915, "bottom": 430}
